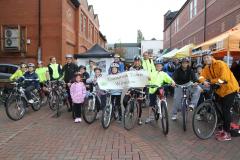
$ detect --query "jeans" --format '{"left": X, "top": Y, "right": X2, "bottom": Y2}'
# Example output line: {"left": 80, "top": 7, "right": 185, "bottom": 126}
{"left": 172, "top": 82, "right": 201, "bottom": 115}
{"left": 25, "top": 86, "right": 35, "bottom": 100}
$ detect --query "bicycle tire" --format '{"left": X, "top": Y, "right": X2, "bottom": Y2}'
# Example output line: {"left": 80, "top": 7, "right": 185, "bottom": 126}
{"left": 82, "top": 97, "right": 97, "bottom": 124}
{"left": 192, "top": 101, "right": 218, "bottom": 139}
{"left": 5, "top": 95, "right": 26, "bottom": 121}
{"left": 182, "top": 99, "right": 188, "bottom": 132}
{"left": 123, "top": 100, "right": 138, "bottom": 130}
{"left": 101, "top": 103, "right": 113, "bottom": 129}
{"left": 161, "top": 101, "right": 169, "bottom": 135}
{"left": 48, "top": 91, "right": 58, "bottom": 111}
{"left": 31, "top": 91, "right": 41, "bottom": 111}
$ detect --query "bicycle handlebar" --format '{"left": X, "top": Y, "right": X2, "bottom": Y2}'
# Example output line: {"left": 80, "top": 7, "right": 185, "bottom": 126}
{"left": 175, "top": 82, "right": 194, "bottom": 88}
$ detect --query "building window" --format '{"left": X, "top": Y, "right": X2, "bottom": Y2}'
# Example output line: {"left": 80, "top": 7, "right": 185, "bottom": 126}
{"left": 83, "top": 16, "right": 87, "bottom": 37}
{"left": 175, "top": 18, "right": 179, "bottom": 33}
{"left": 1, "top": 25, "right": 26, "bottom": 53}
{"left": 190, "top": 0, "right": 197, "bottom": 19}
{"left": 92, "top": 26, "right": 94, "bottom": 42}
{"left": 80, "top": 14, "right": 83, "bottom": 32}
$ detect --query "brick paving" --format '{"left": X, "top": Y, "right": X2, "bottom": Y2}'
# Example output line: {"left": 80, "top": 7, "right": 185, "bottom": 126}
{"left": 0, "top": 98, "right": 239, "bottom": 160}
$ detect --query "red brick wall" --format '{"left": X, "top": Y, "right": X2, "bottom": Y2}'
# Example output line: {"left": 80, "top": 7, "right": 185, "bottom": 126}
{"left": 163, "top": 0, "right": 240, "bottom": 50}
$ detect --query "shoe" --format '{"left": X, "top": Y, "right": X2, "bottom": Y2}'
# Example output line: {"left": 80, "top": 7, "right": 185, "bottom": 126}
{"left": 138, "top": 118, "right": 143, "bottom": 125}
{"left": 171, "top": 114, "right": 177, "bottom": 121}
{"left": 215, "top": 130, "right": 224, "bottom": 138}
{"left": 78, "top": 118, "right": 82, "bottom": 122}
{"left": 28, "top": 99, "right": 34, "bottom": 104}
{"left": 216, "top": 132, "right": 231, "bottom": 141}
{"left": 188, "top": 104, "right": 194, "bottom": 111}
{"left": 145, "top": 117, "right": 152, "bottom": 124}
{"left": 74, "top": 118, "right": 78, "bottom": 123}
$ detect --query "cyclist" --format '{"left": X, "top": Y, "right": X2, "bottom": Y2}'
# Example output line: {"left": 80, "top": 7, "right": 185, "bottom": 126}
{"left": 109, "top": 63, "right": 122, "bottom": 122}
{"left": 123, "top": 55, "right": 144, "bottom": 125}
{"left": 35, "top": 61, "right": 50, "bottom": 87}
{"left": 48, "top": 56, "right": 63, "bottom": 81}
{"left": 86, "top": 67, "right": 106, "bottom": 119}
{"left": 171, "top": 58, "right": 201, "bottom": 120}
{"left": 109, "top": 54, "right": 125, "bottom": 73}
{"left": 62, "top": 54, "right": 79, "bottom": 112}
{"left": 145, "top": 59, "right": 175, "bottom": 123}
{"left": 9, "top": 63, "right": 27, "bottom": 81}
{"left": 17, "top": 63, "right": 40, "bottom": 104}
{"left": 199, "top": 51, "right": 239, "bottom": 141}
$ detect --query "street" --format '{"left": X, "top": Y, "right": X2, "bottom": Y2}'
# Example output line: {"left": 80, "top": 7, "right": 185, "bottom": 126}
{"left": 0, "top": 99, "right": 239, "bottom": 160}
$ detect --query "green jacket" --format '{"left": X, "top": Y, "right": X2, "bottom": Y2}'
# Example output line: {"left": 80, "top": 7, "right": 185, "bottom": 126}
{"left": 149, "top": 71, "right": 174, "bottom": 94}
{"left": 9, "top": 69, "right": 24, "bottom": 81}
{"left": 35, "top": 67, "right": 49, "bottom": 83}
{"left": 142, "top": 59, "right": 156, "bottom": 73}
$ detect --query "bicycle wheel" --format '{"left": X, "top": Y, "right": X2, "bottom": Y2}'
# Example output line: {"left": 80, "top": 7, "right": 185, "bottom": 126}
{"left": 161, "top": 100, "right": 169, "bottom": 135}
{"left": 5, "top": 95, "right": 27, "bottom": 121}
{"left": 101, "top": 103, "right": 113, "bottom": 129}
{"left": 31, "top": 91, "right": 41, "bottom": 111}
{"left": 124, "top": 100, "right": 138, "bottom": 130}
{"left": 192, "top": 101, "right": 218, "bottom": 139}
{"left": 182, "top": 99, "right": 188, "bottom": 131}
{"left": 48, "top": 91, "right": 58, "bottom": 111}
{"left": 82, "top": 97, "right": 97, "bottom": 124}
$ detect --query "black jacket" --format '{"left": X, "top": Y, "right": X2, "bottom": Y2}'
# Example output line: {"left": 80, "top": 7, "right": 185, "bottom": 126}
{"left": 173, "top": 67, "right": 197, "bottom": 85}
{"left": 62, "top": 63, "right": 78, "bottom": 83}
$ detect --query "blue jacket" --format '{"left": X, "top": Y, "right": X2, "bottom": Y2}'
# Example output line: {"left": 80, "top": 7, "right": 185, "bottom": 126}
{"left": 18, "top": 71, "right": 40, "bottom": 89}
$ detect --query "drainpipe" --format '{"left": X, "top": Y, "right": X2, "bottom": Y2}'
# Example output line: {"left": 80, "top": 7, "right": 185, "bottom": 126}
{"left": 170, "top": 24, "right": 172, "bottom": 49}
{"left": 203, "top": 0, "right": 207, "bottom": 42}
{"left": 37, "top": 0, "right": 42, "bottom": 62}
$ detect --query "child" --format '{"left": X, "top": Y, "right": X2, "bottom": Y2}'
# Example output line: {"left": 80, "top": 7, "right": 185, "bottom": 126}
{"left": 109, "top": 63, "right": 122, "bottom": 122}
{"left": 70, "top": 73, "right": 86, "bottom": 123}
{"left": 145, "top": 59, "right": 175, "bottom": 123}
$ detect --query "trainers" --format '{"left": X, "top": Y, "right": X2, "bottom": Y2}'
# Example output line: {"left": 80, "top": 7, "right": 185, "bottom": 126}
{"left": 28, "top": 99, "right": 34, "bottom": 104}
{"left": 171, "top": 114, "right": 177, "bottom": 121}
{"left": 138, "top": 118, "right": 143, "bottom": 125}
{"left": 78, "top": 118, "right": 82, "bottom": 122}
{"left": 188, "top": 104, "right": 194, "bottom": 111}
{"left": 215, "top": 130, "right": 224, "bottom": 138}
{"left": 74, "top": 118, "right": 78, "bottom": 123}
{"left": 145, "top": 116, "right": 154, "bottom": 124}
{"left": 216, "top": 132, "right": 231, "bottom": 141}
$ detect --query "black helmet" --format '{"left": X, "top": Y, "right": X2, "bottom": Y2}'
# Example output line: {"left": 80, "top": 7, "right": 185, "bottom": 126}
{"left": 181, "top": 58, "right": 190, "bottom": 63}
{"left": 133, "top": 55, "right": 141, "bottom": 61}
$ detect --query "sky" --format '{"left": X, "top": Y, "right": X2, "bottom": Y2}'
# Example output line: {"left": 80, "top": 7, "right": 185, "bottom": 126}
{"left": 88, "top": 0, "right": 186, "bottom": 44}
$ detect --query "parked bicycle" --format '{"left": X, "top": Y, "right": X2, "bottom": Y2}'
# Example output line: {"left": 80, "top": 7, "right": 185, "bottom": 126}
{"left": 192, "top": 82, "right": 240, "bottom": 139}
{"left": 146, "top": 84, "right": 169, "bottom": 135}
{"left": 175, "top": 82, "right": 195, "bottom": 131}
{"left": 5, "top": 82, "right": 42, "bottom": 121}
{"left": 101, "top": 90, "right": 113, "bottom": 129}
{"left": 48, "top": 80, "right": 70, "bottom": 117}
{"left": 123, "top": 88, "right": 144, "bottom": 130}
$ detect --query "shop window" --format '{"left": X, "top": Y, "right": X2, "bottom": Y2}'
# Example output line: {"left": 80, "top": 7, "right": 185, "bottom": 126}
{"left": 190, "top": 0, "right": 197, "bottom": 19}
{"left": 1, "top": 25, "right": 26, "bottom": 53}
{"left": 175, "top": 18, "right": 179, "bottom": 33}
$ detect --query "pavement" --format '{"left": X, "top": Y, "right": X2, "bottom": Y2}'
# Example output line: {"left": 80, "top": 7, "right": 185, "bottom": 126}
{"left": 0, "top": 98, "right": 239, "bottom": 160}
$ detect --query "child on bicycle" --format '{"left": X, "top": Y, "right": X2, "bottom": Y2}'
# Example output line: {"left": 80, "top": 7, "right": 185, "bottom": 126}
{"left": 145, "top": 59, "right": 175, "bottom": 123}
{"left": 86, "top": 67, "right": 106, "bottom": 119}
{"left": 109, "top": 63, "right": 122, "bottom": 122}
{"left": 70, "top": 73, "right": 86, "bottom": 123}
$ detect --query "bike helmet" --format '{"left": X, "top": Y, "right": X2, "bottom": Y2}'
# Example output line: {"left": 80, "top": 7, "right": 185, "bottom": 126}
{"left": 155, "top": 58, "right": 164, "bottom": 65}
{"left": 110, "top": 63, "right": 119, "bottom": 68}
{"left": 181, "top": 58, "right": 190, "bottom": 63}
{"left": 28, "top": 63, "right": 35, "bottom": 67}
{"left": 65, "top": 54, "right": 73, "bottom": 58}
{"left": 133, "top": 55, "right": 141, "bottom": 61}
{"left": 202, "top": 50, "right": 212, "bottom": 57}
{"left": 114, "top": 54, "right": 121, "bottom": 58}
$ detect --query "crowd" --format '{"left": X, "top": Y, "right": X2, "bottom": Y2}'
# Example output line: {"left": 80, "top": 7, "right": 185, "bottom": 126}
{"left": 9, "top": 50, "right": 239, "bottom": 142}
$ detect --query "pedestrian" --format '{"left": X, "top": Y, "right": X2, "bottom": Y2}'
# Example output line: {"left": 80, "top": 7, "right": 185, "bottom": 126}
{"left": 70, "top": 73, "right": 86, "bottom": 123}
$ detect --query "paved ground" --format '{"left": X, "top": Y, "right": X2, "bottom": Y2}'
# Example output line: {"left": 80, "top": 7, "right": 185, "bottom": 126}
{"left": 0, "top": 98, "right": 239, "bottom": 160}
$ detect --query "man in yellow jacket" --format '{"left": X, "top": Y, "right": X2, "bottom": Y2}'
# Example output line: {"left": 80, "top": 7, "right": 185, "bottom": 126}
{"left": 142, "top": 51, "right": 156, "bottom": 74}
{"left": 199, "top": 51, "right": 239, "bottom": 141}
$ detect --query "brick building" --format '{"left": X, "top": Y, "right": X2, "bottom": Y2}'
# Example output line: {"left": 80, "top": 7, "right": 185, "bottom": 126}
{"left": 163, "top": 0, "right": 240, "bottom": 49}
{"left": 0, "top": 0, "right": 107, "bottom": 65}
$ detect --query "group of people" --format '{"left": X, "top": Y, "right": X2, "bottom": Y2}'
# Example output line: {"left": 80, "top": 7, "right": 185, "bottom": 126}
{"left": 9, "top": 50, "right": 239, "bottom": 141}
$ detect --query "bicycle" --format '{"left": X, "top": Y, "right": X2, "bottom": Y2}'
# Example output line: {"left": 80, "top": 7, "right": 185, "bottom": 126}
{"left": 48, "top": 80, "right": 70, "bottom": 117}
{"left": 175, "top": 82, "right": 195, "bottom": 131}
{"left": 101, "top": 90, "right": 113, "bottom": 129}
{"left": 146, "top": 84, "right": 169, "bottom": 135}
{"left": 123, "top": 88, "right": 144, "bottom": 130}
{"left": 5, "top": 82, "right": 42, "bottom": 121}
{"left": 192, "top": 83, "right": 240, "bottom": 139}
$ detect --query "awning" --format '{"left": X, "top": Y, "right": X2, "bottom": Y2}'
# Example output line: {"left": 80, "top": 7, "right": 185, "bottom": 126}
{"left": 162, "top": 48, "right": 178, "bottom": 58}
{"left": 173, "top": 44, "right": 195, "bottom": 58}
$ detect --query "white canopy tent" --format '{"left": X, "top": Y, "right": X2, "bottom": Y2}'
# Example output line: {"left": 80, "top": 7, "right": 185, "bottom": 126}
{"left": 162, "top": 48, "right": 178, "bottom": 58}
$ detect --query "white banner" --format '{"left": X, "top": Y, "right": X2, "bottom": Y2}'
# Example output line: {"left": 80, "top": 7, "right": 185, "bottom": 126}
{"left": 97, "top": 70, "right": 149, "bottom": 90}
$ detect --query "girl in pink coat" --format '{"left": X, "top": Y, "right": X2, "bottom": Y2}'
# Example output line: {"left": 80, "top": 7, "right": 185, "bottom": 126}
{"left": 70, "top": 74, "right": 86, "bottom": 123}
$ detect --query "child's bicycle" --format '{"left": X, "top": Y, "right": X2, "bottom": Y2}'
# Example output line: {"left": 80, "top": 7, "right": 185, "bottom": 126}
{"left": 146, "top": 84, "right": 169, "bottom": 135}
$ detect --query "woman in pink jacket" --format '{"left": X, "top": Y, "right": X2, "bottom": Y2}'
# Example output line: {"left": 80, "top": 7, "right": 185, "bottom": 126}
{"left": 70, "top": 73, "right": 86, "bottom": 123}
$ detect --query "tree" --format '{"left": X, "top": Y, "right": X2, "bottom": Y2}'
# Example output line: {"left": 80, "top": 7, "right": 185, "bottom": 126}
{"left": 114, "top": 47, "right": 126, "bottom": 58}
{"left": 137, "top": 30, "right": 145, "bottom": 43}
